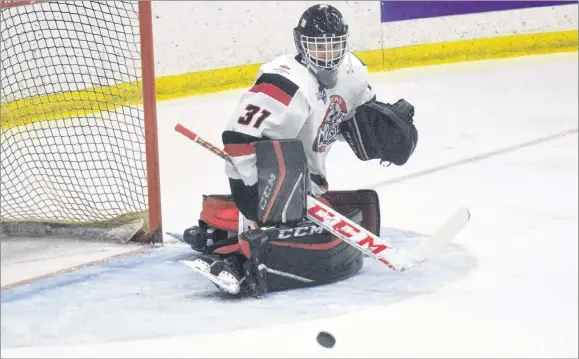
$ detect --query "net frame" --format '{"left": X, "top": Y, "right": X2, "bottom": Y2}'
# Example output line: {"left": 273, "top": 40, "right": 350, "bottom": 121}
{"left": 0, "top": 0, "right": 162, "bottom": 243}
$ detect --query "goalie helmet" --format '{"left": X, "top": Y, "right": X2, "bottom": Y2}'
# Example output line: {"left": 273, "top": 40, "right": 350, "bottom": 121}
{"left": 293, "top": 4, "right": 349, "bottom": 89}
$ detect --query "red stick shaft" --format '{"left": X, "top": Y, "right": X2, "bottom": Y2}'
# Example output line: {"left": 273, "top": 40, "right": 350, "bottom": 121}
{"left": 174, "top": 124, "right": 233, "bottom": 164}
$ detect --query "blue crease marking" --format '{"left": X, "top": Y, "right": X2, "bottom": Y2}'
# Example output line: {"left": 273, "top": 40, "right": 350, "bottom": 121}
{"left": 1, "top": 247, "right": 193, "bottom": 304}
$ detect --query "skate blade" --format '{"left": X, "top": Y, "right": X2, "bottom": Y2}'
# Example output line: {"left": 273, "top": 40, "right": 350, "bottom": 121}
{"left": 180, "top": 259, "right": 242, "bottom": 295}
{"left": 165, "top": 232, "right": 185, "bottom": 242}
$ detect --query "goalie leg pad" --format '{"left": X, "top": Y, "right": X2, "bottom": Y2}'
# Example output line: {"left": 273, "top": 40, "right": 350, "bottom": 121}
{"left": 238, "top": 204, "right": 364, "bottom": 294}
{"left": 323, "top": 189, "right": 381, "bottom": 236}
{"left": 255, "top": 139, "right": 308, "bottom": 227}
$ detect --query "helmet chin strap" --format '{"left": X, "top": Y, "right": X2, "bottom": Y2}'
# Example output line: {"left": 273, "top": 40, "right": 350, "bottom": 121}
{"left": 316, "top": 68, "right": 339, "bottom": 89}
{"left": 304, "top": 61, "right": 339, "bottom": 89}
{"left": 295, "top": 51, "right": 339, "bottom": 89}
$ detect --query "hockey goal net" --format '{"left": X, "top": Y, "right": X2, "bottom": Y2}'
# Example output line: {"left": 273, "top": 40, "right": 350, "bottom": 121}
{"left": 0, "top": 0, "right": 162, "bottom": 243}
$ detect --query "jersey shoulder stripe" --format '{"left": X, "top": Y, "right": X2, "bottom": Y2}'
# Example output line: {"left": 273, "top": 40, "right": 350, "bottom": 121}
{"left": 222, "top": 131, "right": 264, "bottom": 157}
{"left": 249, "top": 73, "right": 299, "bottom": 106}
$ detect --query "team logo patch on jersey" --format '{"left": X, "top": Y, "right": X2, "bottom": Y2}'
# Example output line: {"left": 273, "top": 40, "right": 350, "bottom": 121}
{"left": 312, "top": 95, "right": 347, "bottom": 153}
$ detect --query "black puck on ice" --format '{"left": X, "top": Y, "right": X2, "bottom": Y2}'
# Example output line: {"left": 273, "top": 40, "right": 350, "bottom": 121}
{"left": 316, "top": 331, "right": 335, "bottom": 348}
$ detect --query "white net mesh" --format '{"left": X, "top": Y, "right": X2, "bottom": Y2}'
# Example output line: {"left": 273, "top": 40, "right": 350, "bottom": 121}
{"left": 0, "top": 1, "right": 149, "bottom": 225}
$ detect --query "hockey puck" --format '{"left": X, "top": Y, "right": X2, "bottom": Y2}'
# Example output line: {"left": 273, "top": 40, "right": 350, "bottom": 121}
{"left": 316, "top": 331, "right": 335, "bottom": 348}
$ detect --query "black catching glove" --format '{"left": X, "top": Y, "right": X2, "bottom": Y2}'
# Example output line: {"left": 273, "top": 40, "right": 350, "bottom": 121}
{"left": 339, "top": 99, "right": 418, "bottom": 166}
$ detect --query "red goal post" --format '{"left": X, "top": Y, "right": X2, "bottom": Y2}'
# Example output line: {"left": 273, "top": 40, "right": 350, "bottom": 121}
{"left": 0, "top": 0, "right": 162, "bottom": 243}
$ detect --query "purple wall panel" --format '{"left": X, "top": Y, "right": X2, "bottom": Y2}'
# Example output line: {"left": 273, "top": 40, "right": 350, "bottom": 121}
{"left": 381, "top": 1, "right": 577, "bottom": 23}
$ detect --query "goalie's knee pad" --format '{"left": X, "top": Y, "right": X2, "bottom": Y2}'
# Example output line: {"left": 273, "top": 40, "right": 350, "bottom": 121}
{"left": 184, "top": 194, "right": 240, "bottom": 253}
{"left": 199, "top": 194, "right": 239, "bottom": 232}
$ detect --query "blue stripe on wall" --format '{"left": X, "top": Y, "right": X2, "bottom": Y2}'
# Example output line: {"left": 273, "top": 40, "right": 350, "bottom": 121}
{"left": 381, "top": 1, "right": 578, "bottom": 23}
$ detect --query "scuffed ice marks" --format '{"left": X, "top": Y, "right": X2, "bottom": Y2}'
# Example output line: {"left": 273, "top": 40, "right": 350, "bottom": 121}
{"left": 1, "top": 227, "right": 475, "bottom": 348}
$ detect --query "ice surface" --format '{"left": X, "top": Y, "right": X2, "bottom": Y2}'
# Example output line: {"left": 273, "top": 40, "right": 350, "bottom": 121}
{"left": 1, "top": 53, "right": 577, "bottom": 358}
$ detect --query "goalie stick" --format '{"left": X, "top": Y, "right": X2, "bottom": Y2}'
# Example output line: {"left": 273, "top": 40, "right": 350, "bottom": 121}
{"left": 174, "top": 123, "right": 469, "bottom": 272}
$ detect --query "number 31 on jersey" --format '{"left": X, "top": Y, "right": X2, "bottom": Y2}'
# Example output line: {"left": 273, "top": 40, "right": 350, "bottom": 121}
{"left": 238, "top": 104, "right": 271, "bottom": 128}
